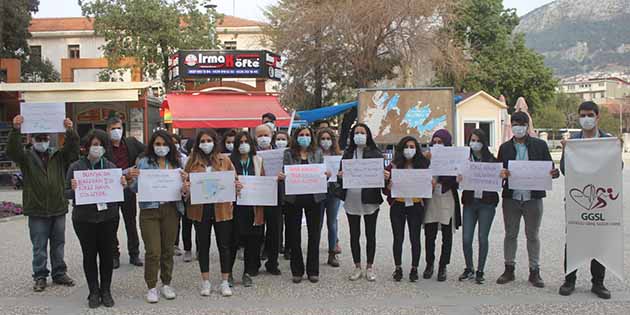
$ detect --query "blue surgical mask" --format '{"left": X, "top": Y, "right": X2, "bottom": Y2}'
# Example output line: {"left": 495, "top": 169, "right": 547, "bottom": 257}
{"left": 297, "top": 136, "right": 311, "bottom": 148}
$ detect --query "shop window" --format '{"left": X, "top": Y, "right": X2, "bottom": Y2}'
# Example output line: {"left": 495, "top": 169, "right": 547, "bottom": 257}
{"left": 224, "top": 41, "right": 237, "bottom": 50}
{"left": 68, "top": 45, "right": 80, "bottom": 59}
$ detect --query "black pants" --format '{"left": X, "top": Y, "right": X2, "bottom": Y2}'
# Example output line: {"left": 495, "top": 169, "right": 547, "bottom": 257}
{"left": 73, "top": 219, "right": 117, "bottom": 294}
{"left": 424, "top": 221, "right": 453, "bottom": 267}
{"left": 347, "top": 210, "right": 379, "bottom": 265}
{"left": 263, "top": 206, "right": 282, "bottom": 270}
{"left": 390, "top": 202, "right": 423, "bottom": 267}
{"left": 564, "top": 245, "right": 605, "bottom": 284}
{"left": 175, "top": 211, "right": 195, "bottom": 251}
{"left": 286, "top": 200, "right": 321, "bottom": 277}
{"left": 232, "top": 231, "right": 262, "bottom": 275}
{"left": 194, "top": 220, "right": 232, "bottom": 274}
{"left": 113, "top": 189, "right": 140, "bottom": 258}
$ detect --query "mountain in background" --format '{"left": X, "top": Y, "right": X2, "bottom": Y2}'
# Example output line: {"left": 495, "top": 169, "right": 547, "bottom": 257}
{"left": 516, "top": 0, "right": 630, "bottom": 77}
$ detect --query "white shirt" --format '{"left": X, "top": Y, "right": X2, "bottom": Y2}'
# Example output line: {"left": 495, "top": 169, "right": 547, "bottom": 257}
{"left": 343, "top": 147, "right": 380, "bottom": 216}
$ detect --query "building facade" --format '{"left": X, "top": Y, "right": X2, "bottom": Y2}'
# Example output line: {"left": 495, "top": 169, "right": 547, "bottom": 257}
{"left": 559, "top": 77, "right": 630, "bottom": 103}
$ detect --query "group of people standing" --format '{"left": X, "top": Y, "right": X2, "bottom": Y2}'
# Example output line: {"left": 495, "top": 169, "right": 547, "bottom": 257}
{"left": 6, "top": 101, "right": 614, "bottom": 309}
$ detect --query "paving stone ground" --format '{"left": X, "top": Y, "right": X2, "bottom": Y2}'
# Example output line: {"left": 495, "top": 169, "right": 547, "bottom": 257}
{"left": 1, "top": 172, "right": 629, "bottom": 315}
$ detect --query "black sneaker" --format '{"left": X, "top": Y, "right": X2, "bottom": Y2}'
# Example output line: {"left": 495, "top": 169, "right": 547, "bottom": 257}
{"left": 559, "top": 281, "right": 575, "bottom": 296}
{"left": 266, "top": 267, "right": 282, "bottom": 276}
{"left": 100, "top": 290, "right": 115, "bottom": 307}
{"left": 393, "top": 267, "right": 403, "bottom": 282}
{"left": 33, "top": 278, "right": 47, "bottom": 292}
{"left": 53, "top": 274, "right": 75, "bottom": 287}
{"left": 591, "top": 283, "right": 611, "bottom": 299}
{"left": 437, "top": 266, "right": 447, "bottom": 282}
{"left": 423, "top": 264, "right": 434, "bottom": 279}
{"left": 475, "top": 271, "right": 485, "bottom": 284}
{"left": 88, "top": 291, "right": 101, "bottom": 309}
{"left": 113, "top": 257, "right": 120, "bottom": 269}
{"left": 409, "top": 268, "right": 419, "bottom": 282}
{"left": 308, "top": 275, "right": 319, "bottom": 283}
{"left": 130, "top": 255, "right": 144, "bottom": 267}
{"left": 458, "top": 269, "right": 474, "bottom": 281}
{"left": 242, "top": 273, "right": 253, "bottom": 287}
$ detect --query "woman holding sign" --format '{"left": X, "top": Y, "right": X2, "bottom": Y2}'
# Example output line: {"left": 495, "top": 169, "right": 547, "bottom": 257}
{"left": 66, "top": 130, "right": 126, "bottom": 308}
{"left": 383, "top": 136, "right": 430, "bottom": 282}
{"left": 279, "top": 126, "right": 327, "bottom": 284}
{"left": 183, "top": 129, "right": 238, "bottom": 297}
{"left": 337, "top": 123, "right": 388, "bottom": 282}
{"left": 132, "top": 130, "right": 187, "bottom": 303}
{"left": 229, "top": 131, "right": 265, "bottom": 288}
{"left": 317, "top": 127, "right": 343, "bottom": 267}
{"left": 458, "top": 129, "right": 498, "bottom": 285}
{"left": 423, "top": 129, "right": 461, "bottom": 282}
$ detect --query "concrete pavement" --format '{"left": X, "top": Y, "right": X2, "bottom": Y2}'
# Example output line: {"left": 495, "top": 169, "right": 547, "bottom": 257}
{"left": 1, "top": 172, "right": 629, "bottom": 315}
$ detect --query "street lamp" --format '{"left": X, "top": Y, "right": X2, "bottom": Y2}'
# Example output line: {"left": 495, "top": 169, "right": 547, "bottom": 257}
{"left": 204, "top": 1, "right": 218, "bottom": 47}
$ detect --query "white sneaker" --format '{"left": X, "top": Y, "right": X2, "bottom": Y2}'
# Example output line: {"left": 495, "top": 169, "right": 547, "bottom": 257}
{"left": 220, "top": 281, "right": 233, "bottom": 297}
{"left": 237, "top": 247, "right": 244, "bottom": 261}
{"left": 200, "top": 280, "right": 211, "bottom": 296}
{"left": 160, "top": 285, "right": 177, "bottom": 300}
{"left": 146, "top": 288, "right": 159, "bottom": 303}
{"left": 366, "top": 268, "right": 376, "bottom": 282}
{"left": 183, "top": 251, "right": 193, "bottom": 262}
{"left": 349, "top": 267, "right": 363, "bottom": 281}
{"left": 174, "top": 246, "right": 183, "bottom": 256}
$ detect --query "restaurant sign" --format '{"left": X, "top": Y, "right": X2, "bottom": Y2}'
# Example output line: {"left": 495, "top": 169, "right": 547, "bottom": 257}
{"left": 169, "top": 50, "right": 282, "bottom": 81}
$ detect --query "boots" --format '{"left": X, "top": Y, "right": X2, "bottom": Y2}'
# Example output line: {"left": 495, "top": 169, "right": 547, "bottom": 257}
{"left": 88, "top": 284, "right": 101, "bottom": 309}
{"left": 528, "top": 268, "right": 545, "bottom": 288}
{"left": 437, "top": 265, "right": 447, "bottom": 282}
{"left": 496, "top": 265, "right": 515, "bottom": 284}
{"left": 327, "top": 251, "right": 340, "bottom": 267}
{"left": 591, "top": 282, "right": 611, "bottom": 299}
{"left": 100, "top": 289, "right": 115, "bottom": 307}
{"left": 423, "top": 264, "right": 434, "bottom": 279}
{"left": 559, "top": 280, "right": 575, "bottom": 296}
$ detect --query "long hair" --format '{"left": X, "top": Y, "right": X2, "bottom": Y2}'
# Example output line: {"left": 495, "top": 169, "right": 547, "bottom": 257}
{"left": 392, "top": 136, "right": 430, "bottom": 169}
{"left": 230, "top": 131, "right": 257, "bottom": 163}
{"left": 317, "top": 128, "right": 341, "bottom": 155}
{"left": 186, "top": 129, "right": 220, "bottom": 168}
{"left": 468, "top": 129, "right": 495, "bottom": 162}
{"left": 145, "top": 130, "right": 181, "bottom": 168}
{"left": 346, "top": 123, "right": 378, "bottom": 154}
{"left": 289, "top": 125, "right": 317, "bottom": 158}
{"left": 221, "top": 129, "right": 237, "bottom": 153}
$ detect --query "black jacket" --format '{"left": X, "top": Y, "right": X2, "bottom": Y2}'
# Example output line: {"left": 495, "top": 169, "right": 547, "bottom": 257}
{"left": 461, "top": 149, "right": 500, "bottom": 206}
{"left": 337, "top": 146, "right": 384, "bottom": 205}
{"left": 106, "top": 136, "right": 146, "bottom": 167}
{"left": 497, "top": 136, "right": 554, "bottom": 200}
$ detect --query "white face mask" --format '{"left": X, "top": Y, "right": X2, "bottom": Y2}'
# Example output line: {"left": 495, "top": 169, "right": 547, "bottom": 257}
{"left": 257, "top": 136, "right": 272, "bottom": 149}
{"left": 432, "top": 143, "right": 444, "bottom": 148}
{"left": 154, "top": 145, "right": 170, "bottom": 157}
{"left": 579, "top": 117, "right": 597, "bottom": 131}
{"left": 320, "top": 139, "right": 332, "bottom": 150}
{"left": 239, "top": 143, "right": 251, "bottom": 154}
{"left": 403, "top": 148, "right": 416, "bottom": 160}
{"left": 225, "top": 143, "right": 234, "bottom": 152}
{"left": 33, "top": 141, "right": 50, "bottom": 153}
{"left": 89, "top": 145, "right": 105, "bottom": 159}
{"left": 265, "top": 122, "right": 276, "bottom": 132}
{"left": 470, "top": 141, "right": 483, "bottom": 152}
{"left": 353, "top": 133, "right": 367, "bottom": 146}
{"left": 110, "top": 128, "right": 123, "bottom": 141}
{"left": 512, "top": 125, "right": 528, "bottom": 139}
{"left": 275, "top": 140, "right": 288, "bottom": 149}
{"left": 199, "top": 142, "right": 214, "bottom": 154}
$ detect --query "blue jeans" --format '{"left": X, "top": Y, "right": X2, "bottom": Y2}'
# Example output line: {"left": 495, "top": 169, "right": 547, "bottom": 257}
{"left": 28, "top": 215, "right": 68, "bottom": 280}
{"left": 462, "top": 200, "right": 496, "bottom": 272}
{"left": 319, "top": 196, "right": 341, "bottom": 251}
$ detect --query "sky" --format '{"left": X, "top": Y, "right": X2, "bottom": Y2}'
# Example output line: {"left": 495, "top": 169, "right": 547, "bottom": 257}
{"left": 35, "top": 0, "right": 555, "bottom": 21}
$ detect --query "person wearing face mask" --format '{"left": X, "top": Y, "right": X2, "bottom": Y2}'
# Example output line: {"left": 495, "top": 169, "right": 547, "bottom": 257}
{"left": 383, "top": 136, "right": 430, "bottom": 282}
{"left": 316, "top": 128, "right": 343, "bottom": 267}
{"left": 222, "top": 129, "right": 237, "bottom": 154}
{"left": 229, "top": 131, "right": 266, "bottom": 287}
{"left": 423, "top": 129, "right": 461, "bottom": 282}
{"left": 279, "top": 126, "right": 330, "bottom": 283}
{"left": 8, "top": 115, "right": 79, "bottom": 292}
{"left": 458, "top": 129, "right": 499, "bottom": 285}
{"left": 337, "top": 123, "right": 388, "bottom": 282}
{"left": 130, "top": 130, "right": 187, "bottom": 303}
{"left": 254, "top": 124, "right": 282, "bottom": 275}
{"left": 106, "top": 116, "right": 146, "bottom": 269}
{"left": 65, "top": 130, "right": 126, "bottom": 308}
{"left": 271, "top": 130, "right": 291, "bottom": 259}
{"left": 496, "top": 112, "right": 560, "bottom": 289}
{"left": 558, "top": 101, "right": 614, "bottom": 299}
{"left": 262, "top": 112, "right": 277, "bottom": 134}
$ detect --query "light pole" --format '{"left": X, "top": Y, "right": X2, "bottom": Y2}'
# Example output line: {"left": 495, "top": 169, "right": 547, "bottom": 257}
{"left": 204, "top": 1, "right": 218, "bottom": 48}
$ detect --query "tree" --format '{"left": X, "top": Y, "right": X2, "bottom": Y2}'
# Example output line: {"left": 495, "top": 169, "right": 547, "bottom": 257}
{"left": 264, "top": 0, "right": 451, "bottom": 110}
{"left": 552, "top": 92, "right": 582, "bottom": 129}
{"left": 436, "top": 0, "right": 557, "bottom": 112}
{"left": 0, "top": 0, "right": 39, "bottom": 58}
{"left": 598, "top": 106, "right": 621, "bottom": 136}
{"left": 80, "top": 0, "right": 220, "bottom": 88}
{"left": 532, "top": 101, "right": 564, "bottom": 140}
{"left": 21, "top": 58, "right": 61, "bottom": 82}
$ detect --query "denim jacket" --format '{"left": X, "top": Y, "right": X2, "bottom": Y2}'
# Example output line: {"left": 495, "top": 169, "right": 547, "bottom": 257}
{"left": 131, "top": 156, "right": 185, "bottom": 214}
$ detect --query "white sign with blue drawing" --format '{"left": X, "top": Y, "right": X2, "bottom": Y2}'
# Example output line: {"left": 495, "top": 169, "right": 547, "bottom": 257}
{"left": 190, "top": 171, "right": 236, "bottom": 205}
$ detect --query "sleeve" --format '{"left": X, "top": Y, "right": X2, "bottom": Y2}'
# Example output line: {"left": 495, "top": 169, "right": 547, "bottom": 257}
{"left": 382, "top": 163, "right": 393, "bottom": 198}
{"left": 130, "top": 158, "right": 145, "bottom": 193}
{"left": 282, "top": 150, "right": 291, "bottom": 167}
{"left": 64, "top": 162, "right": 77, "bottom": 200}
{"left": 61, "top": 128, "right": 80, "bottom": 166}
{"left": 6, "top": 128, "right": 26, "bottom": 166}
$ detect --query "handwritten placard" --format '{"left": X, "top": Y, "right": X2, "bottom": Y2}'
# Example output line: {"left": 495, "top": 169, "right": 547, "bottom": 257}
{"left": 324, "top": 155, "right": 342, "bottom": 182}
{"left": 429, "top": 146, "right": 470, "bottom": 176}
{"left": 284, "top": 164, "right": 327, "bottom": 195}
{"left": 20, "top": 102, "right": 66, "bottom": 134}
{"left": 74, "top": 169, "right": 124, "bottom": 205}
{"left": 461, "top": 162, "right": 503, "bottom": 192}
{"left": 391, "top": 168, "right": 432, "bottom": 198}
{"left": 508, "top": 160, "right": 553, "bottom": 191}
{"left": 258, "top": 149, "right": 285, "bottom": 177}
{"left": 342, "top": 158, "right": 385, "bottom": 189}
{"left": 190, "top": 171, "right": 236, "bottom": 205}
{"left": 138, "top": 169, "right": 183, "bottom": 202}
{"left": 237, "top": 176, "right": 278, "bottom": 206}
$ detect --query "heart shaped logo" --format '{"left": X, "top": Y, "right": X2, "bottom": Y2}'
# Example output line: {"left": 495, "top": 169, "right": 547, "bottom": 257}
{"left": 569, "top": 184, "right": 596, "bottom": 211}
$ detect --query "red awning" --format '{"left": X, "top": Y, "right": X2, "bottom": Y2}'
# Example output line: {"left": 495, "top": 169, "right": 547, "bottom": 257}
{"left": 163, "top": 93, "right": 291, "bottom": 128}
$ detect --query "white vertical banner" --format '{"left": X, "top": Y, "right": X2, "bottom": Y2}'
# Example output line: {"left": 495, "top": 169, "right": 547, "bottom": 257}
{"left": 565, "top": 138, "right": 623, "bottom": 280}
